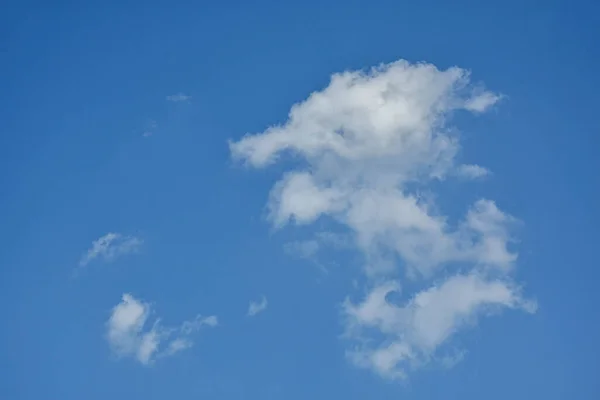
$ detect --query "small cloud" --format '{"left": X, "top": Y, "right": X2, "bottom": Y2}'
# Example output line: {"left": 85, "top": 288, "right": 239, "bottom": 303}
{"left": 247, "top": 296, "right": 268, "bottom": 317}
{"left": 456, "top": 164, "right": 491, "bottom": 179}
{"left": 199, "top": 315, "right": 219, "bottom": 327}
{"left": 163, "top": 338, "right": 193, "bottom": 357}
{"left": 166, "top": 93, "right": 192, "bottom": 102}
{"left": 141, "top": 119, "right": 158, "bottom": 138}
{"left": 180, "top": 315, "right": 219, "bottom": 334}
{"left": 464, "top": 91, "right": 502, "bottom": 113}
{"left": 79, "top": 233, "right": 143, "bottom": 267}
{"left": 106, "top": 294, "right": 218, "bottom": 365}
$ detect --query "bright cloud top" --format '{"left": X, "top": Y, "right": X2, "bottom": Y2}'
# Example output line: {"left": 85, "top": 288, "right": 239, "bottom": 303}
{"left": 230, "top": 60, "right": 514, "bottom": 277}
{"left": 247, "top": 296, "right": 268, "bottom": 317}
{"left": 79, "top": 233, "right": 143, "bottom": 267}
{"left": 106, "top": 294, "right": 218, "bottom": 365}
{"left": 230, "top": 59, "right": 535, "bottom": 379}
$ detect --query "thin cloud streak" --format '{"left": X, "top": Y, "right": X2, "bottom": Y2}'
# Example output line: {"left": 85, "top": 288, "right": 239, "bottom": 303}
{"left": 79, "top": 233, "right": 143, "bottom": 267}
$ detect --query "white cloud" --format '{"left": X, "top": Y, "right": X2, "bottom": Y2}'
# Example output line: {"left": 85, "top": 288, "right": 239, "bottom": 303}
{"left": 106, "top": 294, "right": 217, "bottom": 365}
{"left": 344, "top": 274, "right": 536, "bottom": 379}
{"left": 229, "top": 59, "right": 534, "bottom": 379}
{"left": 457, "top": 164, "right": 490, "bottom": 179}
{"left": 465, "top": 91, "right": 502, "bottom": 113}
{"left": 247, "top": 296, "right": 268, "bottom": 317}
{"left": 229, "top": 60, "right": 512, "bottom": 277}
{"left": 180, "top": 314, "right": 219, "bottom": 333}
{"left": 163, "top": 338, "right": 193, "bottom": 356}
{"left": 79, "top": 233, "right": 143, "bottom": 267}
{"left": 230, "top": 60, "right": 498, "bottom": 171}
{"left": 166, "top": 93, "right": 192, "bottom": 102}
{"left": 268, "top": 172, "right": 347, "bottom": 226}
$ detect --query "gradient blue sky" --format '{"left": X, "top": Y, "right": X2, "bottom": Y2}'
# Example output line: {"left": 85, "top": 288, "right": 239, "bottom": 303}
{"left": 1, "top": 1, "right": 599, "bottom": 399}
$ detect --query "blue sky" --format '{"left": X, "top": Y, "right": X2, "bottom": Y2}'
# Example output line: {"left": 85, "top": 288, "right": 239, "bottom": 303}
{"left": 1, "top": 1, "right": 599, "bottom": 399}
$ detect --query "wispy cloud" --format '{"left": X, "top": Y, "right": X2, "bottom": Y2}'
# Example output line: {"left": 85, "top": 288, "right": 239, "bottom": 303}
{"left": 106, "top": 294, "right": 218, "bottom": 365}
{"left": 247, "top": 296, "right": 268, "bottom": 317}
{"left": 464, "top": 91, "right": 503, "bottom": 113}
{"left": 140, "top": 119, "right": 158, "bottom": 138}
{"left": 457, "top": 164, "right": 491, "bottom": 179}
{"left": 230, "top": 59, "right": 535, "bottom": 379}
{"left": 166, "top": 93, "right": 192, "bottom": 102}
{"left": 79, "top": 233, "right": 143, "bottom": 267}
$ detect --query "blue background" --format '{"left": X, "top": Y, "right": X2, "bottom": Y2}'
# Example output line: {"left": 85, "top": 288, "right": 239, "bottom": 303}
{"left": 1, "top": 1, "right": 598, "bottom": 399}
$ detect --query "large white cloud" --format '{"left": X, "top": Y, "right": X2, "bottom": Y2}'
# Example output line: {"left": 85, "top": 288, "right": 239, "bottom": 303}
{"left": 106, "top": 294, "right": 217, "bottom": 365}
{"left": 229, "top": 59, "right": 535, "bottom": 379}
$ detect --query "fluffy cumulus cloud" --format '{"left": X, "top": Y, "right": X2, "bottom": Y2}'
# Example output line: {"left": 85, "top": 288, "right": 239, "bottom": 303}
{"left": 106, "top": 294, "right": 218, "bottom": 365}
{"left": 230, "top": 59, "right": 535, "bottom": 379}
{"left": 79, "top": 233, "right": 143, "bottom": 267}
{"left": 344, "top": 274, "right": 536, "bottom": 379}
{"left": 247, "top": 296, "right": 268, "bottom": 317}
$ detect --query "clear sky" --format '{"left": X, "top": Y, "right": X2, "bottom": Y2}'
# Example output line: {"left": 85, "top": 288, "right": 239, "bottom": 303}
{"left": 1, "top": 1, "right": 599, "bottom": 399}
